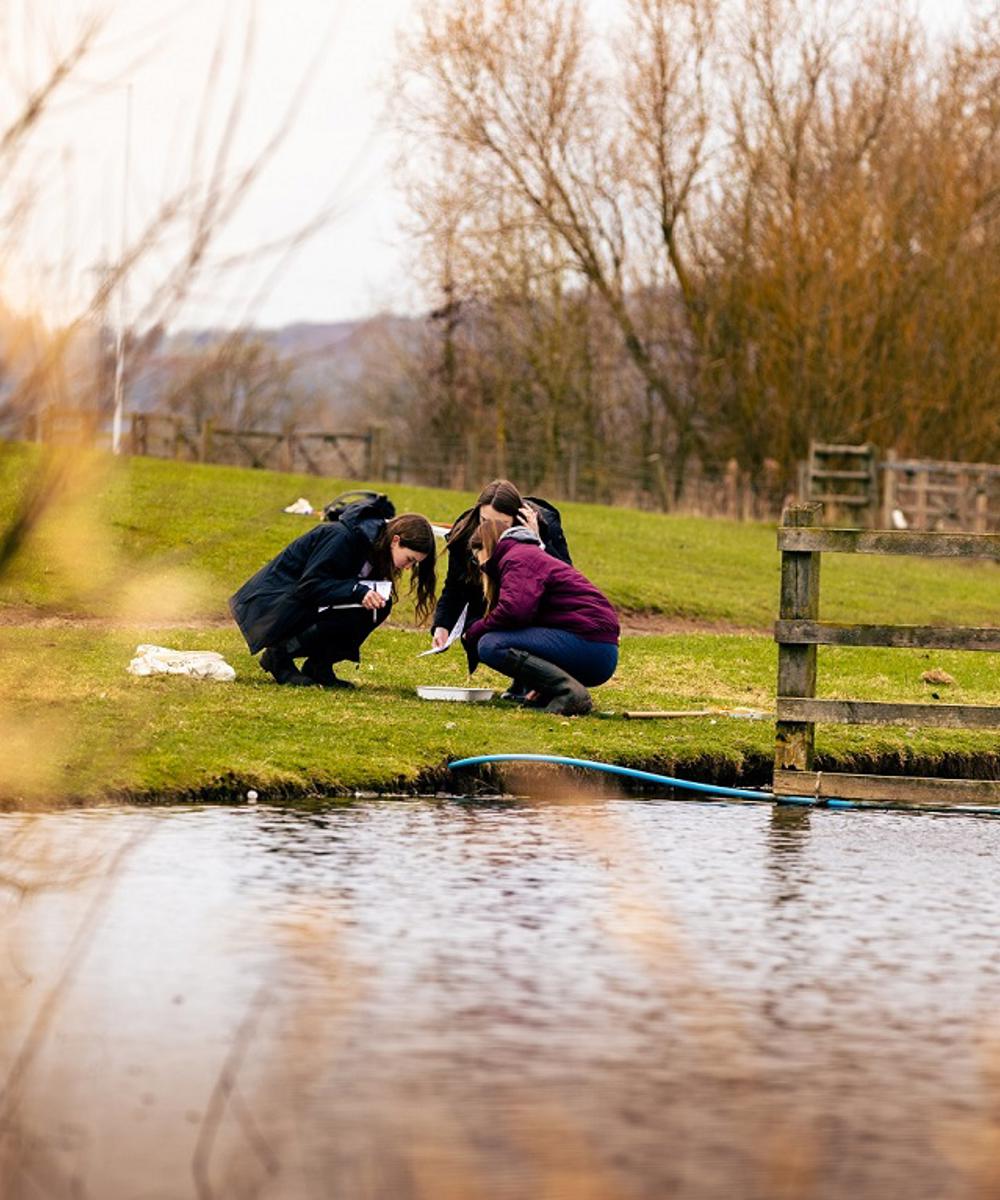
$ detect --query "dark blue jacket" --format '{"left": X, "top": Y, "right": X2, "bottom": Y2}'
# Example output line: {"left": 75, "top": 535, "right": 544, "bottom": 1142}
{"left": 229, "top": 496, "right": 394, "bottom": 654}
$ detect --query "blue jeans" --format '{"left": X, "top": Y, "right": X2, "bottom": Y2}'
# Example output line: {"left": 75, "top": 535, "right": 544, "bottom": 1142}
{"left": 477, "top": 628, "right": 618, "bottom": 687}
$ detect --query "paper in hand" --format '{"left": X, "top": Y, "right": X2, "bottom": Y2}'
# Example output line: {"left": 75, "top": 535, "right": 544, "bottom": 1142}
{"left": 319, "top": 580, "right": 392, "bottom": 612}
{"left": 417, "top": 604, "right": 468, "bottom": 656}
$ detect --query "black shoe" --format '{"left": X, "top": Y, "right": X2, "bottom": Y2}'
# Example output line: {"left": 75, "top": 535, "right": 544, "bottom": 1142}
{"left": 260, "top": 646, "right": 317, "bottom": 687}
{"left": 500, "top": 650, "right": 592, "bottom": 716}
{"left": 301, "top": 658, "right": 355, "bottom": 689}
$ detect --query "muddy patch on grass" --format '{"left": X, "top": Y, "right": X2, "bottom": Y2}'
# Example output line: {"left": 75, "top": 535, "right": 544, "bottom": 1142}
{"left": 0, "top": 604, "right": 232, "bottom": 630}
{"left": 618, "top": 610, "right": 769, "bottom": 637}
{"left": 0, "top": 603, "right": 764, "bottom": 638}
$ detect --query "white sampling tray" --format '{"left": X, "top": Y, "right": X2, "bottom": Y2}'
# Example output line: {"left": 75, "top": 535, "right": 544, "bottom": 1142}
{"left": 416, "top": 685, "right": 495, "bottom": 703}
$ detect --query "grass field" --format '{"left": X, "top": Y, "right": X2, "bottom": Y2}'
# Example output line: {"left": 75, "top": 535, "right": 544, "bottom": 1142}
{"left": 0, "top": 445, "right": 997, "bottom": 805}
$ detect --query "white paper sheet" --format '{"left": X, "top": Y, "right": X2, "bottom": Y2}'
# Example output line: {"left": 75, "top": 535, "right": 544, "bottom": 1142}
{"left": 417, "top": 604, "right": 468, "bottom": 656}
{"left": 318, "top": 580, "right": 392, "bottom": 612}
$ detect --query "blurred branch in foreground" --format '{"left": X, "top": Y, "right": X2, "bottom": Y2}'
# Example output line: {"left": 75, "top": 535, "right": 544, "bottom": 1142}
{"left": 0, "top": 0, "right": 341, "bottom": 587}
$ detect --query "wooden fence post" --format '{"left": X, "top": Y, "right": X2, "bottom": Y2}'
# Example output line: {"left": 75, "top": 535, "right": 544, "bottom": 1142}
{"left": 881, "top": 448, "right": 897, "bottom": 528}
{"left": 463, "top": 429, "right": 479, "bottom": 492}
{"left": 975, "top": 483, "right": 989, "bottom": 535}
{"left": 280, "top": 424, "right": 294, "bottom": 472}
{"left": 914, "top": 467, "right": 929, "bottom": 530}
{"left": 199, "top": 420, "right": 214, "bottom": 464}
{"left": 367, "top": 423, "right": 386, "bottom": 480}
{"left": 775, "top": 503, "right": 823, "bottom": 774}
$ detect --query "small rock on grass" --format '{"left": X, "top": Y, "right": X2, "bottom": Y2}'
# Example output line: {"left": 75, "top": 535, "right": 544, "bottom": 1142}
{"left": 921, "top": 668, "right": 956, "bottom": 686}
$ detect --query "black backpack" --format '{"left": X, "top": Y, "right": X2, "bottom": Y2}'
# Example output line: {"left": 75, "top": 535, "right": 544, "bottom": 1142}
{"left": 322, "top": 490, "right": 392, "bottom": 523}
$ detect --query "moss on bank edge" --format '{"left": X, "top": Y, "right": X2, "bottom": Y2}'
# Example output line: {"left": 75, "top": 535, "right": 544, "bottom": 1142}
{"left": 1, "top": 625, "right": 997, "bottom": 807}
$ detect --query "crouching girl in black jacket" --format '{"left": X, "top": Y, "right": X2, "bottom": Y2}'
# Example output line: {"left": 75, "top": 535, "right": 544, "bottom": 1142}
{"left": 230, "top": 495, "right": 436, "bottom": 688}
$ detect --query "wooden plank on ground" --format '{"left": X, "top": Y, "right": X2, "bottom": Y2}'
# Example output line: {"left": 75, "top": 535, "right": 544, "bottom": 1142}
{"left": 777, "top": 528, "right": 1000, "bottom": 558}
{"left": 774, "top": 620, "right": 1000, "bottom": 652}
{"left": 623, "top": 710, "right": 716, "bottom": 719}
{"left": 776, "top": 697, "right": 1000, "bottom": 728}
{"left": 773, "top": 769, "right": 1000, "bottom": 805}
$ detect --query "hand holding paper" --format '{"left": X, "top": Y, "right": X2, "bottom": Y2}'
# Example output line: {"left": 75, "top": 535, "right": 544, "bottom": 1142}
{"left": 318, "top": 580, "right": 392, "bottom": 614}
{"left": 417, "top": 604, "right": 467, "bottom": 656}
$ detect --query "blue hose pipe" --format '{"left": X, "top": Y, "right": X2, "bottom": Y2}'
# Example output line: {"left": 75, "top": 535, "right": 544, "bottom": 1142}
{"left": 447, "top": 753, "right": 814, "bottom": 805}
{"left": 448, "top": 754, "right": 1000, "bottom": 818}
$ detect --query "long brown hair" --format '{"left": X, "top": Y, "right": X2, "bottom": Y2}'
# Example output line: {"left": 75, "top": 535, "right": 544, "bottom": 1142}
{"left": 447, "top": 479, "right": 524, "bottom": 550}
{"left": 467, "top": 518, "right": 507, "bottom": 614}
{"left": 371, "top": 513, "right": 437, "bottom": 624}
{"left": 448, "top": 479, "right": 525, "bottom": 585}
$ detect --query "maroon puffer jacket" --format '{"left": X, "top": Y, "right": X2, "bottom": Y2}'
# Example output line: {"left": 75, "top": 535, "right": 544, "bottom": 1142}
{"left": 464, "top": 535, "right": 620, "bottom": 654}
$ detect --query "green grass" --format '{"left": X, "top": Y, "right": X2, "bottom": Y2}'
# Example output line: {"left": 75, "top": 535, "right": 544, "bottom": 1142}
{"left": 0, "top": 443, "right": 997, "bottom": 804}
{"left": 1, "top": 444, "right": 998, "bottom": 627}
{"left": 1, "top": 624, "right": 997, "bottom": 806}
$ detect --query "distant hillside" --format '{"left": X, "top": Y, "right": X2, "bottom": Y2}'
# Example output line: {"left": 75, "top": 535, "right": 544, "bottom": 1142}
{"left": 127, "top": 314, "right": 424, "bottom": 425}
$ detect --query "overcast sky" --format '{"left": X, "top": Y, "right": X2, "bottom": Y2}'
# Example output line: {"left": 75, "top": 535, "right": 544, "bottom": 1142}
{"left": 14, "top": 0, "right": 977, "bottom": 332}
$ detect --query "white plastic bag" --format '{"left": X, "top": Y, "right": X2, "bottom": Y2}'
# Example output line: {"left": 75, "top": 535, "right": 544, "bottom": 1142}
{"left": 128, "top": 644, "right": 236, "bottom": 682}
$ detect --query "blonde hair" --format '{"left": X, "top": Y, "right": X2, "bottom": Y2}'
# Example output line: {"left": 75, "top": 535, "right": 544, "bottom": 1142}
{"left": 467, "top": 518, "right": 507, "bottom": 614}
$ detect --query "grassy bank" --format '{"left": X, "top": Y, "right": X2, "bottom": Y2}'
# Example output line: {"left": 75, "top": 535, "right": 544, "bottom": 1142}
{"left": 0, "top": 445, "right": 998, "bottom": 804}
{"left": 2, "top": 623, "right": 999, "bottom": 805}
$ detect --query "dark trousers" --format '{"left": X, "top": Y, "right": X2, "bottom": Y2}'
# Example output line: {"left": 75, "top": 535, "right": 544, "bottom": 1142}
{"left": 285, "top": 606, "right": 390, "bottom": 665}
{"left": 477, "top": 627, "right": 618, "bottom": 686}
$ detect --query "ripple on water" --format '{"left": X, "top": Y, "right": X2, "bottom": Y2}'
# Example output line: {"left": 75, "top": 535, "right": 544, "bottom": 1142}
{"left": 1, "top": 798, "right": 999, "bottom": 1199}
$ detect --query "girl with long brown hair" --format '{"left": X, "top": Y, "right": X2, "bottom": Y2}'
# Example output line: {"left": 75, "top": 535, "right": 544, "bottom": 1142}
{"left": 230, "top": 496, "right": 436, "bottom": 688}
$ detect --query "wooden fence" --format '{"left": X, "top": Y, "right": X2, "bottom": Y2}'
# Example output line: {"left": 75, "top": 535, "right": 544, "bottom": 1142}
{"left": 802, "top": 441, "right": 1000, "bottom": 532}
{"left": 21, "top": 407, "right": 999, "bottom": 531}
{"left": 129, "top": 412, "right": 386, "bottom": 478}
{"left": 881, "top": 450, "right": 1000, "bottom": 533}
{"left": 773, "top": 502, "right": 1000, "bottom": 806}
{"left": 801, "top": 441, "right": 879, "bottom": 526}
{"left": 27, "top": 406, "right": 104, "bottom": 445}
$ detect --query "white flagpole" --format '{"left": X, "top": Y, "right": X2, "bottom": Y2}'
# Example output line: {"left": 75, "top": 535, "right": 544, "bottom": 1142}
{"left": 112, "top": 85, "right": 132, "bottom": 455}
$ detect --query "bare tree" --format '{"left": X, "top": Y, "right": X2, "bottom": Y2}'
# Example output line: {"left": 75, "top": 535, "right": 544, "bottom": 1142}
{"left": 396, "top": 0, "right": 1000, "bottom": 505}
{"left": 0, "top": 0, "right": 338, "bottom": 576}
{"left": 397, "top": 0, "right": 714, "bottom": 503}
{"left": 158, "top": 332, "right": 322, "bottom": 433}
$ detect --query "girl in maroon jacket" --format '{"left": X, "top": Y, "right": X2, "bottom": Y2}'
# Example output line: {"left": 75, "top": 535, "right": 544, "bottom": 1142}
{"left": 463, "top": 519, "right": 620, "bottom": 716}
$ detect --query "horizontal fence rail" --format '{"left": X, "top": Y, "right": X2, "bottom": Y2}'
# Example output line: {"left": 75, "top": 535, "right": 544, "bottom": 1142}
{"left": 776, "top": 698, "right": 1000, "bottom": 729}
{"left": 773, "top": 771, "right": 1000, "bottom": 805}
{"left": 778, "top": 527, "right": 1000, "bottom": 557}
{"left": 773, "top": 620, "right": 1000, "bottom": 652}
{"left": 773, "top": 502, "right": 1000, "bottom": 807}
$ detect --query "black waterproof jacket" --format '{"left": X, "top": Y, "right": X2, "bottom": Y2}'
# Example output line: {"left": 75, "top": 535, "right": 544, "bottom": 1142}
{"left": 230, "top": 496, "right": 395, "bottom": 655}
{"left": 431, "top": 496, "right": 571, "bottom": 634}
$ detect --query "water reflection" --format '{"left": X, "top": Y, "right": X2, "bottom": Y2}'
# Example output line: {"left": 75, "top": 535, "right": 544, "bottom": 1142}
{"left": 2, "top": 798, "right": 999, "bottom": 1199}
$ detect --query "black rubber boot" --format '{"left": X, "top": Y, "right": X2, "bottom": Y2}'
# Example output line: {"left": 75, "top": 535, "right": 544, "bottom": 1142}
{"left": 259, "top": 645, "right": 317, "bottom": 687}
{"left": 500, "top": 650, "right": 592, "bottom": 716}
{"left": 301, "top": 658, "right": 355, "bottom": 689}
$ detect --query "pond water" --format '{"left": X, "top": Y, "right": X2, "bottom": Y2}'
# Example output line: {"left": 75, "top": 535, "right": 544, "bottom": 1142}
{"left": 2, "top": 793, "right": 1000, "bottom": 1200}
